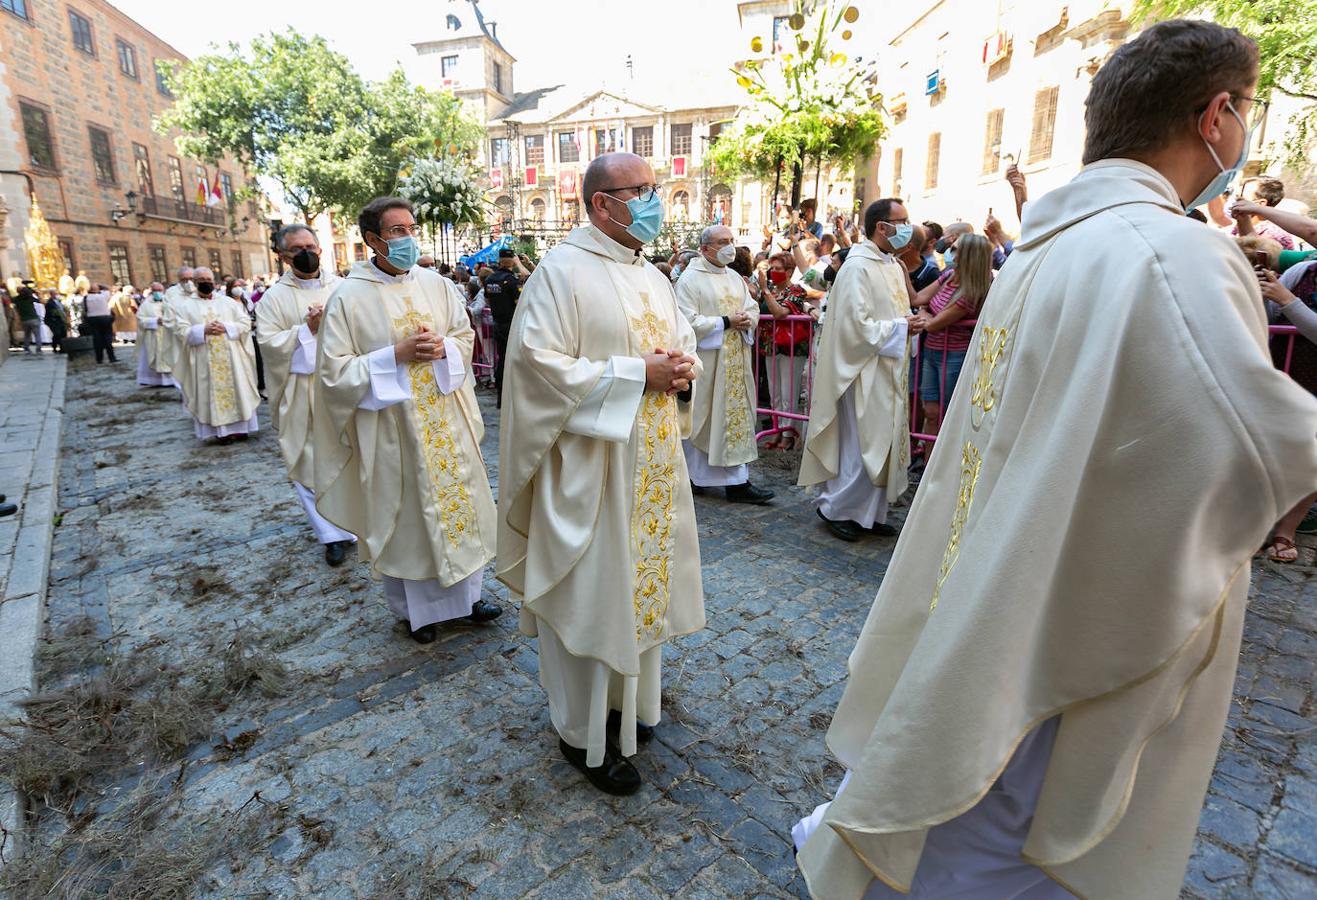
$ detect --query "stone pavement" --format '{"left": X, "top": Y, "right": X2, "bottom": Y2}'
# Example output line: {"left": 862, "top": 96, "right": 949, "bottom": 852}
{"left": 15, "top": 356, "right": 1317, "bottom": 897}
{"left": 0, "top": 348, "right": 64, "bottom": 865}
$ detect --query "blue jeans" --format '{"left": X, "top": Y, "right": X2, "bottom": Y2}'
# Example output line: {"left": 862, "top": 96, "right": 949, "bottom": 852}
{"left": 920, "top": 348, "right": 967, "bottom": 404}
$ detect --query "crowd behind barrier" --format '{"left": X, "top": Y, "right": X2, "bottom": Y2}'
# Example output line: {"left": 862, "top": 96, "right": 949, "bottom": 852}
{"left": 457, "top": 312, "right": 1308, "bottom": 455}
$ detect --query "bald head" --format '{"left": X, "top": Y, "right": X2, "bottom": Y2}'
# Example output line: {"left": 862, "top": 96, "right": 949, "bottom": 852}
{"left": 582, "top": 152, "right": 656, "bottom": 251}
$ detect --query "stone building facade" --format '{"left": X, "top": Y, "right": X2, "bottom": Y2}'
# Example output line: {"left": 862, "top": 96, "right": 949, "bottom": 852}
{"left": 0, "top": 0, "right": 270, "bottom": 288}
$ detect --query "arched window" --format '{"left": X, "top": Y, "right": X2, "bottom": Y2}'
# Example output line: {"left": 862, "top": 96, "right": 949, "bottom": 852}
{"left": 672, "top": 190, "right": 690, "bottom": 221}
{"left": 530, "top": 198, "right": 546, "bottom": 222}
{"left": 495, "top": 195, "right": 514, "bottom": 228}
{"left": 446, "top": 14, "right": 462, "bottom": 31}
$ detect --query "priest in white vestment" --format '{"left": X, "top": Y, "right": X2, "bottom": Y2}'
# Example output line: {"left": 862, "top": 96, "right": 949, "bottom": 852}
{"left": 498, "top": 153, "right": 705, "bottom": 795}
{"left": 163, "top": 267, "right": 261, "bottom": 442}
{"left": 676, "top": 225, "right": 774, "bottom": 504}
{"left": 799, "top": 199, "right": 921, "bottom": 543}
{"left": 159, "top": 267, "right": 196, "bottom": 388}
{"left": 135, "top": 283, "right": 172, "bottom": 387}
{"left": 794, "top": 22, "right": 1317, "bottom": 899}
{"left": 313, "top": 196, "right": 500, "bottom": 644}
{"left": 256, "top": 224, "right": 357, "bottom": 567}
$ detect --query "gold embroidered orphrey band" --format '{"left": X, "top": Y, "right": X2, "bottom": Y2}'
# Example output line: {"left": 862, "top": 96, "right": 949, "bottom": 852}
{"left": 629, "top": 293, "right": 679, "bottom": 641}
{"left": 394, "top": 297, "right": 478, "bottom": 551}
{"left": 929, "top": 324, "right": 1009, "bottom": 611}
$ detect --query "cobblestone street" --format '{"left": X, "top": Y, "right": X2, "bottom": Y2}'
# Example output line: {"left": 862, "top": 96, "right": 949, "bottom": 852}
{"left": 19, "top": 358, "right": 1317, "bottom": 897}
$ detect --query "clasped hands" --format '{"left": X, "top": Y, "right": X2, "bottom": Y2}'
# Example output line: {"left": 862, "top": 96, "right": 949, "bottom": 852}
{"left": 305, "top": 304, "right": 324, "bottom": 335}
{"left": 728, "top": 311, "right": 754, "bottom": 332}
{"left": 203, "top": 320, "right": 228, "bottom": 337}
{"left": 644, "top": 348, "right": 697, "bottom": 395}
{"left": 906, "top": 314, "right": 929, "bottom": 335}
{"left": 394, "top": 325, "right": 447, "bottom": 363}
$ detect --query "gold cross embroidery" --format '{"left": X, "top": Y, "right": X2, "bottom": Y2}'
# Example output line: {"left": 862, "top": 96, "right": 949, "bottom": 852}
{"left": 630, "top": 292, "right": 668, "bottom": 351}
{"left": 391, "top": 296, "right": 431, "bottom": 339}
{"left": 969, "top": 326, "right": 1009, "bottom": 426}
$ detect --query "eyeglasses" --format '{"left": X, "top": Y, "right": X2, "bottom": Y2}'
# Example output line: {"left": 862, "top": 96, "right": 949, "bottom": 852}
{"left": 600, "top": 184, "right": 659, "bottom": 203}
{"left": 1236, "top": 95, "right": 1270, "bottom": 129}
{"left": 380, "top": 224, "right": 423, "bottom": 239}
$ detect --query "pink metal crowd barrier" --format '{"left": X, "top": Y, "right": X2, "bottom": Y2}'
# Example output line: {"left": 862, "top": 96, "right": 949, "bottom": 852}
{"left": 749, "top": 317, "right": 1307, "bottom": 458}
{"left": 1271, "top": 324, "right": 1300, "bottom": 376}
{"left": 469, "top": 310, "right": 497, "bottom": 385}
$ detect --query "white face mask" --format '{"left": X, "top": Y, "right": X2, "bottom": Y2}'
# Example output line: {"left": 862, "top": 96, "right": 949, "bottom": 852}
{"left": 714, "top": 245, "right": 737, "bottom": 266}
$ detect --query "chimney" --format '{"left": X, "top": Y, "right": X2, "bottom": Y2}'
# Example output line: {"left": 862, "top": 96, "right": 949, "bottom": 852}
{"left": 488, "top": 21, "right": 497, "bottom": 39}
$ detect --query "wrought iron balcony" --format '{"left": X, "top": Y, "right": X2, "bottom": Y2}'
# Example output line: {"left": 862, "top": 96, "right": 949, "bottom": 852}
{"left": 139, "top": 195, "right": 224, "bottom": 228}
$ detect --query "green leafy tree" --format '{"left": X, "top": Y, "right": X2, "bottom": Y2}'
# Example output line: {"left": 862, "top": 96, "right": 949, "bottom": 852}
{"left": 156, "top": 32, "right": 482, "bottom": 222}
{"left": 709, "top": 1, "right": 883, "bottom": 208}
{"left": 1133, "top": 0, "right": 1317, "bottom": 167}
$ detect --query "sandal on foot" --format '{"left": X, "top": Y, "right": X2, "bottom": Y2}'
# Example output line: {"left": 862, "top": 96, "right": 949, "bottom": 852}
{"left": 1267, "top": 536, "right": 1299, "bottom": 563}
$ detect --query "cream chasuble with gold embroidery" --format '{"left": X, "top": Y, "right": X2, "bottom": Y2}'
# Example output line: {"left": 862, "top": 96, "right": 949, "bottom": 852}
{"left": 795, "top": 161, "right": 1317, "bottom": 900}
{"left": 158, "top": 282, "right": 194, "bottom": 375}
{"left": 256, "top": 270, "right": 341, "bottom": 488}
{"left": 134, "top": 295, "right": 170, "bottom": 386}
{"left": 498, "top": 224, "right": 705, "bottom": 766}
{"left": 164, "top": 293, "right": 261, "bottom": 437}
{"left": 676, "top": 253, "right": 759, "bottom": 471}
{"left": 798, "top": 240, "right": 910, "bottom": 502}
{"left": 313, "top": 262, "right": 494, "bottom": 589}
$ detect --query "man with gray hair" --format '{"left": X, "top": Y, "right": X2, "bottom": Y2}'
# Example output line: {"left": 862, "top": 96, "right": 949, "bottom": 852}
{"left": 676, "top": 224, "right": 773, "bottom": 503}
{"left": 164, "top": 266, "right": 260, "bottom": 443}
{"left": 159, "top": 266, "right": 196, "bottom": 380}
{"left": 257, "top": 224, "right": 356, "bottom": 565}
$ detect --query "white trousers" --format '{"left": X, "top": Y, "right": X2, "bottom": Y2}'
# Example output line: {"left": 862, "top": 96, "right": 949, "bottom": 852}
{"left": 383, "top": 568, "right": 483, "bottom": 631}
{"left": 136, "top": 342, "right": 170, "bottom": 386}
{"left": 816, "top": 386, "right": 888, "bottom": 528}
{"left": 682, "top": 440, "right": 748, "bottom": 488}
{"left": 793, "top": 717, "right": 1074, "bottom": 899}
{"left": 536, "top": 620, "right": 661, "bottom": 768}
{"left": 291, "top": 481, "right": 356, "bottom": 545}
{"left": 193, "top": 412, "right": 259, "bottom": 440}
{"left": 768, "top": 353, "right": 808, "bottom": 415}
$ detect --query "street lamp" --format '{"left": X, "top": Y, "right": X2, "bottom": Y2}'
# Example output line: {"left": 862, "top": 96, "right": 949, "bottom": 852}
{"left": 111, "top": 190, "right": 138, "bottom": 225}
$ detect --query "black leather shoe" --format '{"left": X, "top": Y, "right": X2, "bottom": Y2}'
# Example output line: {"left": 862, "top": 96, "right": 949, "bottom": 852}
{"left": 0, "top": 494, "right": 7, "bottom": 503}
{"left": 460, "top": 599, "right": 503, "bottom": 624}
{"left": 607, "top": 709, "right": 654, "bottom": 744}
{"left": 865, "top": 521, "right": 898, "bottom": 537}
{"left": 324, "top": 541, "right": 348, "bottom": 567}
{"left": 559, "top": 738, "right": 641, "bottom": 796}
{"left": 0, "top": 502, "right": 16, "bottom": 518}
{"left": 817, "top": 508, "right": 862, "bottom": 542}
{"left": 725, "top": 482, "right": 775, "bottom": 505}
{"left": 410, "top": 624, "right": 438, "bottom": 644}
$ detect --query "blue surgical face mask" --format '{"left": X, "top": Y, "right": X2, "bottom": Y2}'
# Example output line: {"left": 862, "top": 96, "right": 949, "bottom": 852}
{"left": 153, "top": 291, "right": 164, "bottom": 300}
{"left": 608, "top": 192, "right": 665, "bottom": 244}
{"left": 1185, "top": 101, "right": 1251, "bottom": 213}
{"left": 381, "top": 235, "right": 420, "bottom": 270}
{"left": 943, "top": 246, "right": 957, "bottom": 268}
{"left": 885, "top": 222, "right": 914, "bottom": 251}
